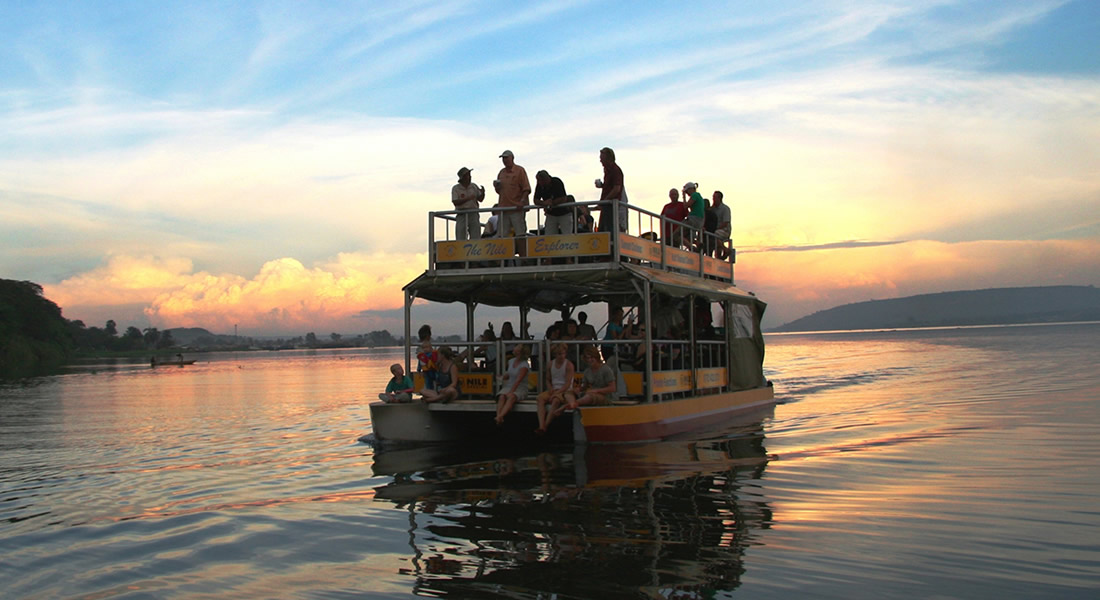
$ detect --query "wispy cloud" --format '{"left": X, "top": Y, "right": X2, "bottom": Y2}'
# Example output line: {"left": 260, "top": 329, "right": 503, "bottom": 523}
{"left": 4, "top": 1, "right": 1098, "bottom": 333}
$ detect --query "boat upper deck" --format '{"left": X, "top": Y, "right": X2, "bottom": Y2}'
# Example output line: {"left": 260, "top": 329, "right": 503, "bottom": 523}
{"left": 425, "top": 200, "right": 736, "bottom": 288}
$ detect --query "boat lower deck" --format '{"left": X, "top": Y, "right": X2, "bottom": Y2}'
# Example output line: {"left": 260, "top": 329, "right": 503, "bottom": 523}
{"left": 368, "top": 384, "right": 774, "bottom": 446}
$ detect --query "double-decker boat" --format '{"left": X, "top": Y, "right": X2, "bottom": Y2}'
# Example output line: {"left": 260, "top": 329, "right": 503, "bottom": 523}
{"left": 367, "top": 200, "right": 773, "bottom": 445}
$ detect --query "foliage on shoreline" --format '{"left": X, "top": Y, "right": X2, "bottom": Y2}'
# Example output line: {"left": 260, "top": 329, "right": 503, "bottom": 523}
{"left": 0, "top": 280, "right": 74, "bottom": 378}
{"left": 0, "top": 278, "right": 407, "bottom": 379}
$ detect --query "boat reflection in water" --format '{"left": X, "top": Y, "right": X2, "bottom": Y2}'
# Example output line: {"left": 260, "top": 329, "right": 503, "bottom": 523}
{"left": 369, "top": 409, "right": 774, "bottom": 598}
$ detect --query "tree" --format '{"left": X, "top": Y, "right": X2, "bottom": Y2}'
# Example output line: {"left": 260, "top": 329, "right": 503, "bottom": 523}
{"left": 0, "top": 279, "right": 74, "bottom": 378}
{"left": 305, "top": 332, "right": 318, "bottom": 347}
{"left": 105, "top": 320, "right": 117, "bottom": 336}
{"left": 330, "top": 332, "right": 342, "bottom": 342}
{"left": 156, "top": 330, "right": 175, "bottom": 349}
{"left": 122, "top": 326, "right": 144, "bottom": 351}
{"left": 143, "top": 328, "right": 160, "bottom": 348}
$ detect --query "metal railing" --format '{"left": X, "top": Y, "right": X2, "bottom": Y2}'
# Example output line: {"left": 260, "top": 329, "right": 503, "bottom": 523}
{"left": 427, "top": 200, "right": 735, "bottom": 280}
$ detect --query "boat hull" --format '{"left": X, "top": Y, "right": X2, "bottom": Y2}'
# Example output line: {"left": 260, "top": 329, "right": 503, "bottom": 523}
{"left": 574, "top": 385, "right": 774, "bottom": 442}
{"left": 367, "top": 384, "right": 774, "bottom": 446}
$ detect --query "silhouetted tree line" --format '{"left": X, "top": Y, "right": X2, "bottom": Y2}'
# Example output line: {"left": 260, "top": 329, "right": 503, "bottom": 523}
{"left": 0, "top": 278, "right": 407, "bottom": 378}
{"left": 1, "top": 279, "right": 76, "bottom": 378}
{"left": 0, "top": 279, "right": 189, "bottom": 378}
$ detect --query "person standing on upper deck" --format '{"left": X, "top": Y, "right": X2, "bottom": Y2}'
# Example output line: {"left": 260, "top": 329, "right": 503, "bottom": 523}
{"left": 495, "top": 150, "right": 531, "bottom": 238}
{"left": 712, "top": 190, "right": 732, "bottom": 259}
{"left": 595, "top": 147, "right": 624, "bottom": 233}
{"left": 683, "top": 182, "right": 705, "bottom": 249}
{"left": 533, "top": 170, "right": 573, "bottom": 235}
{"left": 451, "top": 167, "right": 485, "bottom": 241}
{"left": 661, "top": 188, "right": 688, "bottom": 247}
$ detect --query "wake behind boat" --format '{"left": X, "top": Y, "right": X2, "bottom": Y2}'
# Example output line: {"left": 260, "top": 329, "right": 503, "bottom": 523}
{"left": 368, "top": 198, "right": 773, "bottom": 445}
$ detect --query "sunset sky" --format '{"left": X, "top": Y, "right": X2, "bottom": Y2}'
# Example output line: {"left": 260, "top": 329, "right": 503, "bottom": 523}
{"left": 3, "top": 1, "right": 1098, "bottom": 336}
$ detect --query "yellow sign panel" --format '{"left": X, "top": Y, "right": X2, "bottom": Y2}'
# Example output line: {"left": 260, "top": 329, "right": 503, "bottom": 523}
{"left": 459, "top": 373, "right": 494, "bottom": 394}
{"left": 526, "top": 233, "right": 610, "bottom": 257}
{"left": 695, "top": 367, "right": 728, "bottom": 388}
{"left": 703, "top": 256, "right": 732, "bottom": 279}
{"left": 436, "top": 239, "right": 514, "bottom": 262}
{"left": 665, "top": 247, "right": 701, "bottom": 270}
{"left": 619, "top": 234, "right": 663, "bottom": 262}
{"left": 652, "top": 370, "right": 693, "bottom": 394}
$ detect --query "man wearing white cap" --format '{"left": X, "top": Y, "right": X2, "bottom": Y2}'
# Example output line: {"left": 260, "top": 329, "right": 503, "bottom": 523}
{"left": 683, "top": 182, "right": 705, "bottom": 249}
{"left": 452, "top": 167, "right": 485, "bottom": 241}
{"left": 495, "top": 150, "right": 532, "bottom": 240}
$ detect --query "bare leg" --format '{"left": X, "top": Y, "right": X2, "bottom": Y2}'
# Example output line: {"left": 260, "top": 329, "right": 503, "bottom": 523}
{"left": 496, "top": 393, "right": 518, "bottom": 425}
{"left": 536, "top": 394, "right": 549, "bottom": 432}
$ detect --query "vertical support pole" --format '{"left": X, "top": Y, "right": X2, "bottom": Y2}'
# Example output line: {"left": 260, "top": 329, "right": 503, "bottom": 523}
{"left": 466, "top": 302, "right": 476, "bottom": 371}
{"left": 427, "top": 212, "right": 436, "bottom": 272}
{"left": 404, "top": 289, "right": 413, "bottom": 375}
{"left": 643, "top": 279, "right": 653, "bottom": 404}
{"left": 688, "top": 294, "right": 696, "bottom": 394}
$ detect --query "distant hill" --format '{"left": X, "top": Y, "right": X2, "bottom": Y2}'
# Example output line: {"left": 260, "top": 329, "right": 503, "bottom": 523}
{"left": 770, "top": 285, "right": 1100, "bottom": 333}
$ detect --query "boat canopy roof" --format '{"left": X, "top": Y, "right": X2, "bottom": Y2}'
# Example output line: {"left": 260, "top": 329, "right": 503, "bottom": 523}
{"left": 404, "top": 263, "right": 765, "bottom": 313}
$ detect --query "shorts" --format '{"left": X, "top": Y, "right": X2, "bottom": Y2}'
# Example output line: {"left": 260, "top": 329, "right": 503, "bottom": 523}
{"left": 500, "top": 210, "right": 527, "bottom": 237}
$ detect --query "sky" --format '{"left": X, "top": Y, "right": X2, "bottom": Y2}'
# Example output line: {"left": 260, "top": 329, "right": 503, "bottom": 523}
{"left": 2, "top": 0, "right": 1098, "bottom": 337}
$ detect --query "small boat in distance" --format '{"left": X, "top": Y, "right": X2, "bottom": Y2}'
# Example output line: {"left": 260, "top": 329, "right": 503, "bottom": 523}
{"left": 151, "top": 354, "right": 197, "bottom": 367}
{"left": 367, "top": 199, "right": 774, "bottom": 445}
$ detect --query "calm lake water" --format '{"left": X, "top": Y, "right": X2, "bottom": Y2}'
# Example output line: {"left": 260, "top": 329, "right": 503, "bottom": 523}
{"left": 2, "top": 323, "right": 1098, "bottom": 599}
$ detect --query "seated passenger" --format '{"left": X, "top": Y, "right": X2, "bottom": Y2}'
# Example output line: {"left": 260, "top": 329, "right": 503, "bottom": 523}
{"left": 420, "top": 346, "right": 460, "bottom": 403}
{"left": 495, "top": 344, "right": 531, "bottom": 425}
{"left": 535, "top": 343, "right": 576, "bottom": 434}
{"left": 378, "top": 363, "right": 414, "bottom": 403}
{"left": 567, "top": 346, "right": 617, "bottom": 408}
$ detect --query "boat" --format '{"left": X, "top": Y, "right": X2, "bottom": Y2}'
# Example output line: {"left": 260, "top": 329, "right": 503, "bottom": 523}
{"left": 151, "top": 355, "right": 197, "bottom": 367}
{"left": 367, "top": 199, "right": 773, "bottom": 445}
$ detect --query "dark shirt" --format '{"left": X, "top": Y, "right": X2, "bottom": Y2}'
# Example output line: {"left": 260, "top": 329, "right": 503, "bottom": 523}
{"left": 534, "top": 176, "right": 569, "bottom": 216}
{"left": 598, "top": 162, "right": 624, "bottom": 232}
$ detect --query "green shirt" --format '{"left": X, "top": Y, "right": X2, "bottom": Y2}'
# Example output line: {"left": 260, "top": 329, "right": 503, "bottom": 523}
{"left": 386, "top": 375, "right": 413, "bottom": 393}
{"left": 688, "top": 191, "right": 705, "bottom": 218}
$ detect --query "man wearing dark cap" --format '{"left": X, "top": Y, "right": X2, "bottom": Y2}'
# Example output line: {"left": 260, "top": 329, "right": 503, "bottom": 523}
{"left": 452, "top": 167, "right": 485, "bottom": 240}
{"left": 496, "top": 150, "right": 532, "bottom": 239}
{"left": 533, "top": 170, "right": 573, "bottom": 235}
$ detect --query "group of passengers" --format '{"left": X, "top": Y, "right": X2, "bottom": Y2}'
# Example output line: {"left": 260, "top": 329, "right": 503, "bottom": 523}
{"left": 660, "top": 182, "right": 732, "bottom": 259}
{"left": 378, "top": 297, "right": 722, "bottom": 429}
{"left": 450, "top": 148, "right": 626, "bottom": 244}
{"left": 450, "top": 148, "right": 731, "bottom": 260}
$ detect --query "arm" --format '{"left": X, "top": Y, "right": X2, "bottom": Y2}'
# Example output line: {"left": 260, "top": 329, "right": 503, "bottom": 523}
{"left": 594, "top": 368, "right": 616, "bottom": 395}
{"left": 519, "top": 170, "right": 532, "bottom": 206}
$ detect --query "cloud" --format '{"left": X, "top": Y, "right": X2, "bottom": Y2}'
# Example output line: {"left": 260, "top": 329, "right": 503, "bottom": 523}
{"left": 750, "top": 240, "right": 906, "bottom": 252}
{"left": 45, "top": 251, "right": 427, "bottom": 336}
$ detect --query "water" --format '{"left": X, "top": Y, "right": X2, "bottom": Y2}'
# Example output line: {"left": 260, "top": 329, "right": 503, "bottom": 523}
{"left": 1, "top": 324, "right": 1098, "bottom": 598}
